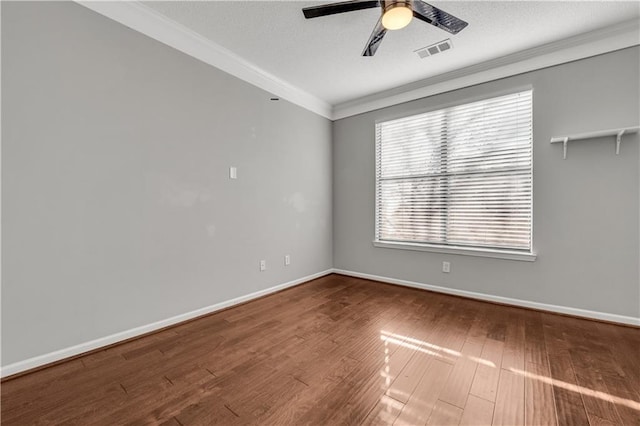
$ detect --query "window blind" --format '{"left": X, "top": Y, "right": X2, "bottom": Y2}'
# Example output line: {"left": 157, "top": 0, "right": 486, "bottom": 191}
{"left": 375, "top": 90, "right": 533, "bottom": 251}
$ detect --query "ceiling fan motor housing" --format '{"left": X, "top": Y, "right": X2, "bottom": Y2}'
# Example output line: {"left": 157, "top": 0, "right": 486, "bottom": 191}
{"left": 383, "top": 0, "right": 413, "bottom": 14}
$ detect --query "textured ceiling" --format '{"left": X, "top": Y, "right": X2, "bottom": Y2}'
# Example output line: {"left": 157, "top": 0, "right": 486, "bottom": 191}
{"left": 143, "top": 1, "right": 640, "bottom": 106}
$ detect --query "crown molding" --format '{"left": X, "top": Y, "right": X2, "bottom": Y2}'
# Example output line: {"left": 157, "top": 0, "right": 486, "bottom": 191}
{"left": 75, "top": 1, "right": 333, "bottom": 119}
{"left": 333, "top": 19, "right": 640, "bottom": 120}
{"left": 74, "top": 1, "right": 637, "bottom": 121}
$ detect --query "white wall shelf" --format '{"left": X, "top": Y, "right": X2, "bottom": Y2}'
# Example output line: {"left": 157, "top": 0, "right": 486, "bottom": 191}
{"left": 550, "top": 126, "right": 639, "bottom": 159}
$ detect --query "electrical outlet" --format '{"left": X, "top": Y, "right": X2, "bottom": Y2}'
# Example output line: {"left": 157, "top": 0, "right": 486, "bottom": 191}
{"left": 284, "top": 255, "right": 291, "bottom": 266}
{"left": 260, "top": 260, "right": 266, "bottom": 271}
{"left": 442, "top": 261, "right": 451, "bottom": 273}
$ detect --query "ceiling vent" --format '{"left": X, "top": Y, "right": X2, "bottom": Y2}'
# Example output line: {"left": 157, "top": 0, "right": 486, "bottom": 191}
{"left": 415, "top": 39, "right": 452, "bottom": 59}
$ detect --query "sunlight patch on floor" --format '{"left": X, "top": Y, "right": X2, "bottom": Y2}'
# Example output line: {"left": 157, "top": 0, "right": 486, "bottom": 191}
{"left": 510, "top": 367, "right": 640, "bottom": 412}
{"left": 380, "top": 334, "right": 444, "bottom": 359}
{"left": 380, "top": 330, "right": 495, "bottom": 367}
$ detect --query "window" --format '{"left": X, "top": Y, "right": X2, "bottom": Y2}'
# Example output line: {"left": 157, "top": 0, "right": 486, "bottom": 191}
{"left": 375, "top": 90, "right": 533, "bottom": 257}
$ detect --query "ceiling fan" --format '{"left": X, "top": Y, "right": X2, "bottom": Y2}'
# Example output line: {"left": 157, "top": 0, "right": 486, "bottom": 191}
{"left": 302, "top": 0, "right": 468, "bottom": 56}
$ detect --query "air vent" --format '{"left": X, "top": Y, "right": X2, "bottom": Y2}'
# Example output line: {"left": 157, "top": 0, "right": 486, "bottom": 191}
{"left": 415, "top": 39, "right": 452, "bottom": 59}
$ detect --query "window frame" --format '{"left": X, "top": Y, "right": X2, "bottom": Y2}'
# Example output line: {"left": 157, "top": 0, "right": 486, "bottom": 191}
{"left": 373, "top": 88, "right": 536, "bottom": 262}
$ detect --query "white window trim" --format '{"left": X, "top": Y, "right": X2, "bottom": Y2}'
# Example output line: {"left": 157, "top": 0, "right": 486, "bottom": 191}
{"left": 373, "top": 85, "right": 534, "bottom": 126}
{"left": 373, "top": 240, "right": 537, "bottom": 261}
{"left": 374, "top": 88, "right": 535, "bottom": 259}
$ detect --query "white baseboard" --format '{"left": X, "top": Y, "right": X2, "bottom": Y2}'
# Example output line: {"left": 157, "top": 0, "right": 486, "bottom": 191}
{"left": 0, "top": 269, "right": 333, "bottom": 378}
{"left": 332, "top": 268, "right": 640, "bottom": 327}
{"left": 3, "top": 267, "right": 637, "bottom": 378}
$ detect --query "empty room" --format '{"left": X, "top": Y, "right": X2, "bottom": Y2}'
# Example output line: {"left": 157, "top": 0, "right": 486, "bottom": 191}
{"left": 1, "top": 1, "right": 639, "bottom": 425}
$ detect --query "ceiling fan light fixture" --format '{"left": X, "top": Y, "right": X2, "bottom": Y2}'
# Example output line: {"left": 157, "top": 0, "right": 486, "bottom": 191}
{"left": 301, "top": 0, "right": 468, "bottom": 57}
{"left": 381, "top": 1, "right": 413, "bottom": 30}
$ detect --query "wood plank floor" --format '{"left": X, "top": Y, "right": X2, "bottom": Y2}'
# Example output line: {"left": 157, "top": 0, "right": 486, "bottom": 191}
{"left": 2, "top": 274, "right": 639, "bottom": 425}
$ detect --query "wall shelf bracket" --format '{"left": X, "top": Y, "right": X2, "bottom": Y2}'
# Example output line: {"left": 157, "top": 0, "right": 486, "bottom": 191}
{"left": 550, "top": 125, "right": 639, "bottom": 160}
{"left": 616, "top": 129, "right": 625, "bottom": 155}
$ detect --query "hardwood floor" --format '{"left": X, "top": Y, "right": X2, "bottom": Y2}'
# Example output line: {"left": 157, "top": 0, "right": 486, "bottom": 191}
{"left": 2, "top": 274, "right": 639, "bottom": 425}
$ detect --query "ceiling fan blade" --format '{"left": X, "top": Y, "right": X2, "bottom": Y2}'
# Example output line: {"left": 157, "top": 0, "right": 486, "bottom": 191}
{"left": 362, "top": 17, "right": 387, "bottom": 57}
{"left": 303, "top": 0, "right": 380, "bottom": 19}
{"left": 412, "top": 1, "right": 468, "bottom": 34}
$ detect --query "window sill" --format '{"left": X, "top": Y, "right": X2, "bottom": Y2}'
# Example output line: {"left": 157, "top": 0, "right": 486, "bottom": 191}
{"left": 373, "top": 240, "right": 537, "bottom": 262}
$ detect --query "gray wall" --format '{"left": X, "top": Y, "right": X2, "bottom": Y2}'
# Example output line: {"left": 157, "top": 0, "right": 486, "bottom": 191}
{"left": 2, "top": 2, "right": 332, "bottom": 366}
{"left": 2, "top": 1, "right": 639, "bottom": 370}
{"left": 334, "top": 47, "right": 640, "bottom": 318}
